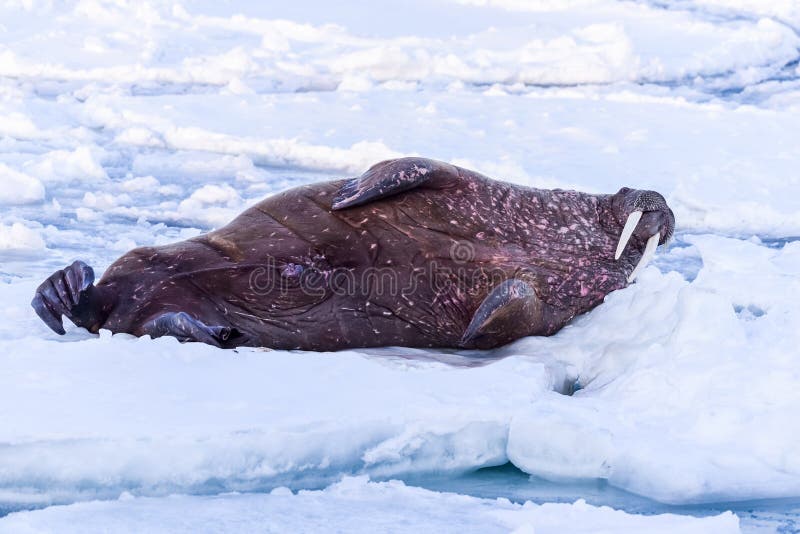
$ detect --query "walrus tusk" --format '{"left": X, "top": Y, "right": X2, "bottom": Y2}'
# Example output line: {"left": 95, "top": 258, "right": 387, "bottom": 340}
{"left": 628, "top": 232, "right": 660, "bottom": 283}
{"left": 615, "top": 210, "right": 643, "bottom": 260}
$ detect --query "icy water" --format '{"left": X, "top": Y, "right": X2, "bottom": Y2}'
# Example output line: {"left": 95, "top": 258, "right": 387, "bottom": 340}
{"left": 409, "top": 465, "right": 800, "bottom": 533}
{"left": 3, "top": 467, "right": 794, "bottom": 532}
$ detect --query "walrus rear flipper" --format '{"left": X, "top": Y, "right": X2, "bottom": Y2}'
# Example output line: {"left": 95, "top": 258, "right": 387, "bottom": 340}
{"left": 460, "top": 279, "right": 543, "bottom": 350}
{"left": 142, "top": 312, "right": 241, "bottom": 348}
{"left": 331, "top": 157, "right": 458, "bottom": 210}
{"left": 32, "top": 260, "right": 106, "bottom": 335}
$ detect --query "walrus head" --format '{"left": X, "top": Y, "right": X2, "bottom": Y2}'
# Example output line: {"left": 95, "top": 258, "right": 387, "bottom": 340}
{"left": 608, "top": 187, "right": 676, "bottom": 282}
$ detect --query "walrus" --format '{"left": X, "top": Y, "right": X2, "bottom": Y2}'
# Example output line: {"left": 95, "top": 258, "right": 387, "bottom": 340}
{"left": 32, "top": 157, "right": 674, "bottom": 350}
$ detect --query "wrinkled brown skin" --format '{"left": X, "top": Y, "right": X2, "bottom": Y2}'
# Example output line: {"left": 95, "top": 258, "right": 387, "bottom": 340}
{"left": 32, "top": 158, "right": 675, "bottom": 350}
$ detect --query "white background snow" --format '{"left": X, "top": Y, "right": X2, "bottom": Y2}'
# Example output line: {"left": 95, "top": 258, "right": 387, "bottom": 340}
{"left": 1, "top": 0, "right": 799, "bottom": 532}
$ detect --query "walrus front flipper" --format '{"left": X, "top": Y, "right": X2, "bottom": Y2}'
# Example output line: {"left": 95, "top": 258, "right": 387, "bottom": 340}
{"left": 32, "top": 260, "right": 105, "bottom": 335}
{"left": 332, "top": 157, "right": 457, "bottom": 210}
{"left": 460, "top": 279, "right": 543, "bottom": 350}
{"left": 142, "top": 312, "right": 240, "bottom": 348}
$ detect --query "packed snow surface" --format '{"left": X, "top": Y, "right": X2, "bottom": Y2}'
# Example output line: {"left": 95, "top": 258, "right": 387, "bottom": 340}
{"left": 1, "top": 0, "right": 800, "bottom": 532}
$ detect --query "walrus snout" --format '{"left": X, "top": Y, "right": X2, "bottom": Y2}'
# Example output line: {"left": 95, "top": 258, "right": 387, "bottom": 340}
{"left": 637, "top": 208, "right": 675, "bottom": 245}
{"left": 611, "top": 188, "right": 675, "bottom": 282}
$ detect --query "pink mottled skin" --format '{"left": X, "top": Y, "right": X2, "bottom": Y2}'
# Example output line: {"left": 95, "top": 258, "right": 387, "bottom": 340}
{"left": 32, "top": 158, "right": 674, "bottom": 350}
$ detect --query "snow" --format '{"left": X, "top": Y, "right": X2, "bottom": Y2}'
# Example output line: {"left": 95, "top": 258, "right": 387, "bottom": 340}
{"left": 1, "top": 235, "right": 798, "bottom": 511}
{"left": 0, "top": 164, "right": 43, "bottom": 205}
{"left": 0, "top": 223, "right": 46, "bottom": 252}
{"left": 1, "top": 0, "right": 800, "bottom": 531}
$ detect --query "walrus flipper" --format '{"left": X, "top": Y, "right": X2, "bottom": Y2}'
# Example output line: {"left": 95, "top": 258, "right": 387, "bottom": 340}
{"left": 142, "top": 312, "right": 240, "bottom": 348}
{"left": 32, "top": 260, "right": 102, "bottom": 335}
{"left": 332, "top": 157, "right": 457, "bottom": 210}
{"left": 460, "top": 279, "right": 543, "bottom": 350}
